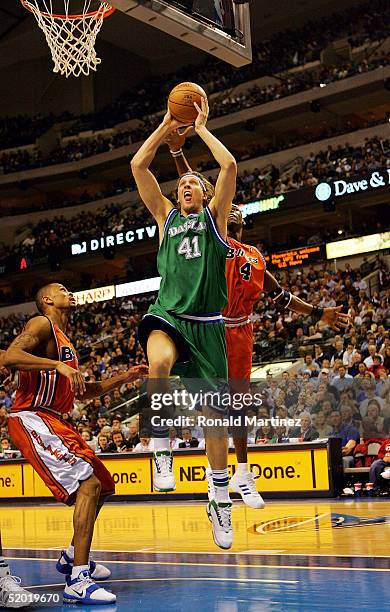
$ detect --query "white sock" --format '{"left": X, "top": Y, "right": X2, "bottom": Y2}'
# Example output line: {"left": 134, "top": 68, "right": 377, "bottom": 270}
{"left": 65, "top": 544, "right": 75, "bottom": 560}
{"left": 0, "top": 559, "right": 9, "bottom": 578}
{"left": 212, "top": 468, "right": 230, "bottom": 503}
{"left": 154, "top": 438, "right": 170, "bottom": 451}
{"left": 71, "top": 564, "right": 89, "bottom": 580}
{"left": 237, "top": 462, "right": 248, "bottom": 475}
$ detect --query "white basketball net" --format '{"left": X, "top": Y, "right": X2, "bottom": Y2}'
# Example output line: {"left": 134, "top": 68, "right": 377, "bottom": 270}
{"left": 22, "top": 1, "right": 113, "bottom": 78}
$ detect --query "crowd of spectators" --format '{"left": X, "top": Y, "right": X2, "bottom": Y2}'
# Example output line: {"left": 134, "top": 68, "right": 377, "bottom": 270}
{"left": 0, "top": 256, "right": 388, "bottom": 481}
{"left": 1, "top": 0, "right": 386, "bottom": 152}
{"left": 235, "top": 136, "right": 390, "bottom": 204}
{"left": 0, "top": 213, "right": 387, "bottom": 308}
{"left": 2, "top": 135, "right": 387, "bottom": 274}
{"left": 0, "top": 148, "right": 44, "bottom": 176}
{"left": 244, "top": 256, "right": 390, "bottom": 491}
{"left": 0, "top": 3, "right": 388, "bottom": 492}
{"left": 1, "top": 53, "right": 388, "bottom": 176}
{"left": 250, "top": 256, "right": 390, "bottom": 363}
{"left": 0, "top": 112, "right": 72, "bottom": 151}
{"left": 61, "top": 0, "right": 390, "bottom": 134}
{"left": 1, "top": 179, "right": 129, "bottom": 218}
{"left": 12, "top": 201, "right": 153, "bottom": 263}
{"left": 3, "top": 118, "right": 388, "bottom": 222}
{"left": 8, "top": 0, "right": 382, "bottom": 153}
{"left": 211, "top": 56, "right": 388, "bottom": 118}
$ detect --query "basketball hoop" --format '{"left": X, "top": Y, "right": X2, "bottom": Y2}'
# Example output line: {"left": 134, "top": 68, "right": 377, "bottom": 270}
{"left": 20, "top": 1, "right": 115, "bottom": 78}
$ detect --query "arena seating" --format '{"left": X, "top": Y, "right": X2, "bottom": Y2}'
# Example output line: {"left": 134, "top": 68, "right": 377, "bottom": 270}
{"left": 2, "top": 136, "right": 387, "bottom": 271}
{"left": 0, "top": 258, "right": 389, "bottom": 462}
{"left": 0, "top": 55, "right": 388, "bottom": 176}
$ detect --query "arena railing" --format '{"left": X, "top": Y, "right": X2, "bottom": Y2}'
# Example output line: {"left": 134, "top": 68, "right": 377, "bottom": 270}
{"left": 364, "top": 269, "right": 381, "bottom": 297}
{"left": 105, "top": 391, "right": 147, "bottom": 424}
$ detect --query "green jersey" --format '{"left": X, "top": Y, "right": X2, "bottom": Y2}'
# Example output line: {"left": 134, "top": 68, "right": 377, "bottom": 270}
{"left": 156, "top": 207, "right": 228, "bottom": 315}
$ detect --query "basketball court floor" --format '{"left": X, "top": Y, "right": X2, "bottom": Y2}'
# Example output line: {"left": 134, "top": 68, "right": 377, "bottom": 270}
{"left": 1, "top": 499, "right": 389, "bottom": 610}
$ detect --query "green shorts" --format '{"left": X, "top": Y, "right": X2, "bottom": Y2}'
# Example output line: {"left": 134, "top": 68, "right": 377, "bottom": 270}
{"left": 138, "top": 302, "right": 228, "bottom": 389}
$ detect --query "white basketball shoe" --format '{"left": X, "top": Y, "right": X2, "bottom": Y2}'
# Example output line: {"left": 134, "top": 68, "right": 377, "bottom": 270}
{"left": 153, "top": 449, "right": 176, "bottom": 491}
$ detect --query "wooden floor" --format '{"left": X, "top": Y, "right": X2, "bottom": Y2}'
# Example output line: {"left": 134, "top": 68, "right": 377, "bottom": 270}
{"left": 2, "top": 499, "right": 390, "bottom": 557}
{"left": 1, "top": 499, "right": 389, "bottom": 610}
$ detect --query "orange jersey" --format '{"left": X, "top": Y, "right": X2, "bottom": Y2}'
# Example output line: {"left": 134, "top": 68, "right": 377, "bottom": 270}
{"left": 222, "top": 236, "right": 266, "bottom": 324}
{"left": 12, "top": 318, "right": 78, "bottom": 415}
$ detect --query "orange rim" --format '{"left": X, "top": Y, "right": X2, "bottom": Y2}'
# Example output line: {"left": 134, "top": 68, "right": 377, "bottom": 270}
{"left": 20, "top": 0, "right": 115, "bottom": 20}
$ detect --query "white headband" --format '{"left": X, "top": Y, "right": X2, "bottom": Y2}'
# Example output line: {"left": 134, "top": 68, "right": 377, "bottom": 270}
{"left": 180, "top": 173, "right": 207, "bottom": 193}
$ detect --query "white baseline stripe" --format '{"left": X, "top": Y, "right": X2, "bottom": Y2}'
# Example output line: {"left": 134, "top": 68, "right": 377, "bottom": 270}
{"left": 8, "top": 556, "right": 390, "bottom": 572}
{"left": 7, "top": 548, "right": 390, "bottom": 559}
{"left": 28, "top": 577, "right": 298, "bottom": 589}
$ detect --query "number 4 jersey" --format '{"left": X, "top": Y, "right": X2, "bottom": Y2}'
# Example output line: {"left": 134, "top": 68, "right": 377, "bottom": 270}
{"left": 223, "top": 236, "right": 266, "bottom": 326}
{"left": 156, "top": 207, "right": 228, "bottom": 315}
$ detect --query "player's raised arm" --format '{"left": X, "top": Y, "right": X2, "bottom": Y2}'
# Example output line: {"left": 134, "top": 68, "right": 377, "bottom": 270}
{"left": 165, "top": 127, "right": 193, "bottom": 176}
{"left": 131, "top": 112, "right": 185, "bottom": 228}
{"left": 194, "top": 97, "right": 237, "bottom": 238}
{"left": 263, "top": 270, "right": 350, "bottom": 331}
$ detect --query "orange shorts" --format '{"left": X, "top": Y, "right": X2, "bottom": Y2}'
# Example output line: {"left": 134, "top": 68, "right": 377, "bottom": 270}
{"left": 8, "top": 410, "right": 115, "bottom": 506}
{"left": 226, "top": 322, "right": 253, "bottom": 393}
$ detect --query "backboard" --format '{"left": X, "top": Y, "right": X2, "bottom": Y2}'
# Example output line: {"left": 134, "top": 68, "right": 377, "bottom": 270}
{"left": 111, "top": 0, "right": 252, "bottom": 67}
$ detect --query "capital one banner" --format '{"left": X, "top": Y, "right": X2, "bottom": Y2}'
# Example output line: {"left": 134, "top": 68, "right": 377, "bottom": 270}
{"left": 314, "top": 168, "right": 390, "bottom": 202}
{"left": 0, "top": 443, "right": 338, "bottom": 499}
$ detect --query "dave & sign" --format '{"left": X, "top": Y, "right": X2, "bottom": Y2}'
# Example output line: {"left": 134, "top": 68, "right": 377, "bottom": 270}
{"left": 315, "top": 169, "right": 389, "bottom": 202}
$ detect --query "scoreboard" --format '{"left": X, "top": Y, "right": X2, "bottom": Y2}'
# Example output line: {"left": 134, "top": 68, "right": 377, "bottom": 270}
{"left": 265, "top": 245, "right": 326, "bottom": 270}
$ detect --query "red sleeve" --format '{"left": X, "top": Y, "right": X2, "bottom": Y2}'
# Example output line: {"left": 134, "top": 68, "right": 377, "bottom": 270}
{"left": 378, "top": 440, "right": 390, "bottom": 459}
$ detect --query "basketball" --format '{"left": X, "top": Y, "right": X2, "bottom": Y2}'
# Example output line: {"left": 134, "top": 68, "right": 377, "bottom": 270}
{"left": 168, "top": 82, "right": 207, "bottom": 124}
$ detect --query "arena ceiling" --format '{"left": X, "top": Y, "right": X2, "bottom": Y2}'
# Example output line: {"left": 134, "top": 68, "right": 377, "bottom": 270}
{"left": 0, "top": 0, "right": 369, "bottom": 70}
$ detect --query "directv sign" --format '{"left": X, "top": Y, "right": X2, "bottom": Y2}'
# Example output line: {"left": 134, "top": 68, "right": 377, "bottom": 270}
{"left": 315, "top": 169, "right": 390, "bottom": 202}
{"left": 239, "top": 195, "right": 285, "bottom": 217}
{"left": 71, "top": 224, "right": 158, "bottom": 256}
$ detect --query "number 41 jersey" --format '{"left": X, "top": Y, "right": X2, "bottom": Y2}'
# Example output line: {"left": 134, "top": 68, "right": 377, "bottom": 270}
{"left": 223, "top": 236, "right": 266, "bottom": 324}
{"left": 156, "top": 207, "right": 228, "bottom": 315}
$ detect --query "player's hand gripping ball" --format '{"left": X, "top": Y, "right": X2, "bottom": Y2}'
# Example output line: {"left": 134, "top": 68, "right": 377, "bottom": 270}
{"left": 168, "top": 82, "right": 207, "bottom": 125}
